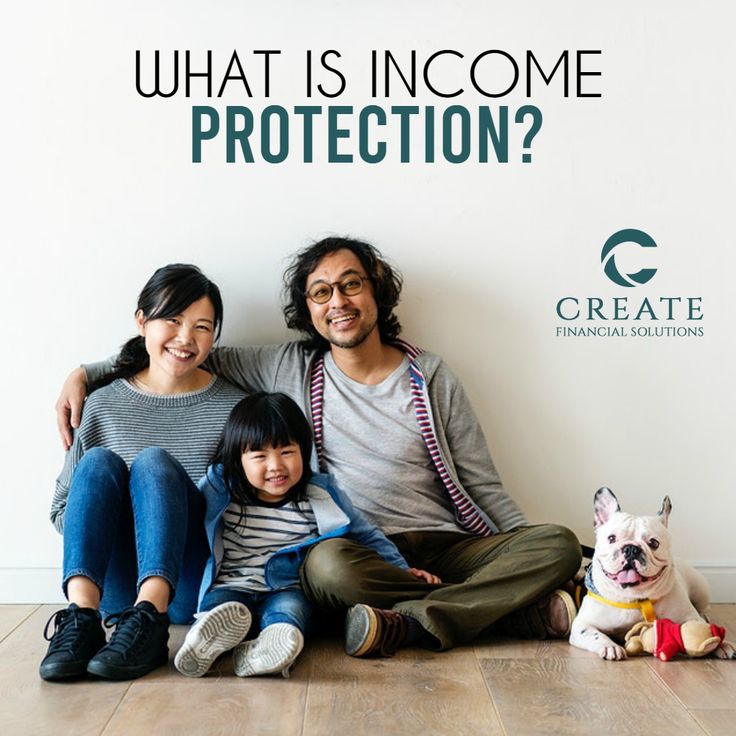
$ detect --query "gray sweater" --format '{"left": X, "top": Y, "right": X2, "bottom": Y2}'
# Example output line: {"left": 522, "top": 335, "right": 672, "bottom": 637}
{"left": 51, "top": 377, "right": 245, "bottom": 533}
{"left": 85, "top": 343, "right": 527, "bottom": 534}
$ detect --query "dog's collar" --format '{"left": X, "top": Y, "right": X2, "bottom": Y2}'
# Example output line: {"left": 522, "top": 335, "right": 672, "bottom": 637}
{"left": 584, "top": 590, "right": 657, "bottom": 623}
{"left": 585, "top": 562, "right": 657, "bottom": 622}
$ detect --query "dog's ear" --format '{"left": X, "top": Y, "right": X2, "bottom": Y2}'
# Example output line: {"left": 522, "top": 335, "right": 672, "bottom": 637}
{"left": 658, "top": 496, "right": 672, "bottom": 527}
{"left": 594, "top": 487, "right": 620, "bottom": 529}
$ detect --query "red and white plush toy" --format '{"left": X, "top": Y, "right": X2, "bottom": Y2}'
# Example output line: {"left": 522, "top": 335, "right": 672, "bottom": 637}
{"left": 624, "top": 618, "right": 728, "bottom": 661}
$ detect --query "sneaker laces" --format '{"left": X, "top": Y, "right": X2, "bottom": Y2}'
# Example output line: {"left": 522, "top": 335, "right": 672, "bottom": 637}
{"left": 375, "top": 609, "right": 409, "bottom": 657}
{"left": 102, "top": 606, "right": 157, "bottom": 657}
{"left": 43, "top": 607, "right": 95, "bottom": 653}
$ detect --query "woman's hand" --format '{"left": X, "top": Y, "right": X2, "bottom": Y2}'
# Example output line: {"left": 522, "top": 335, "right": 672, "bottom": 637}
{"left": 55, "top": 367, "right": 87, "bottom": 450}
{"left": 408, "top": 568, "right": 442, "bottom": 585}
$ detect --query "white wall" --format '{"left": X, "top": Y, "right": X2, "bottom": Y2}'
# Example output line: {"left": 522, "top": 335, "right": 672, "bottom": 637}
{"left": 1, "top": 1, "right": 734, "bottom": 602}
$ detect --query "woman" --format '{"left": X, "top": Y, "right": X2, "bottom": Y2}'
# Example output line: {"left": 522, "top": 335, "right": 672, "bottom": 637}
{"left": 40, "top": 264, "right": 244, "bottom": 682}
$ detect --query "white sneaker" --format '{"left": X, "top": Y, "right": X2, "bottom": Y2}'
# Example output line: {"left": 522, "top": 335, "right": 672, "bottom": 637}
{"left": 174, "top": 601, "right": 252, "bottom": 677}
{"left": 232, "top": 623, "right": 304, "bottom": 678}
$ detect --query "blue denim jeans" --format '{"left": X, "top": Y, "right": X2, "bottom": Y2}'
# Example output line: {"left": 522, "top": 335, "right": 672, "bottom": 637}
{"left": 62, "top": 446, "right": 208, "bottom": 624}
{"left": 200, "top": 586, "right": 313, "bottom": 635}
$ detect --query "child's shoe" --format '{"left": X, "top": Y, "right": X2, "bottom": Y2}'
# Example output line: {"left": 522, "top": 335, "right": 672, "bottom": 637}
{"left": 232, "top": 623, "right": 304, "bottom": 678}
{"left": 174, "top": 601, "right": 252, "bottom": 677}
{"left": 39, "top": 603, "right": 106, "bottom": 681}
{"left": 87, "top": 601, "right": 169, "bottom": 680}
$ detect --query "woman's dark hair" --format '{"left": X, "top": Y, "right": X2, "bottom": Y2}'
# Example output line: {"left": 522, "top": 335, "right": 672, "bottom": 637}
{"left": 282, "top": 236, "right": 403, "bottom": 351}
{"left": 217, "top": 392, "right": 314, "bottom": 507}
{"left": 91, "top": 263, "right": 223, "bottom": 390}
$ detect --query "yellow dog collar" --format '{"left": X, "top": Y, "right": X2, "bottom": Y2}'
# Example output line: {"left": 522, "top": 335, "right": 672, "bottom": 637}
{"left": 585, "top": 591, "right": 657, "bottom": 623}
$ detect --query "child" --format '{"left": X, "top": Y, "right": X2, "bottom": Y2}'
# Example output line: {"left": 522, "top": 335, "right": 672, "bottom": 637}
{"left": 175, "top": 392, "right": 437, "bottom": 678}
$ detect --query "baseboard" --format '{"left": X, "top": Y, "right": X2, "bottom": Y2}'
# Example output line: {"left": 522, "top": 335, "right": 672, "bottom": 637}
{"left": 0, "top": 569, "right": 66, "bottom": 604}
{"left": 0, "top": 565, "right": 734, "bottom": 605}
{"left": 691, "top": 563, "right": 736, "bottom": 606}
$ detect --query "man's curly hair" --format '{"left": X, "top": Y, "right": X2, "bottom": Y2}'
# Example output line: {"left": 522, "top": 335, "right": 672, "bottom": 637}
{"left": 282, "top": 236, "right": 403, "bottom": 351}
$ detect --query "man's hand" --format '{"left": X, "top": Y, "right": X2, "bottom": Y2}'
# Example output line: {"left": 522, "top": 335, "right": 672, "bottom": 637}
{"left": 408, "top": 568, "right": 442, "bottom": 585}
{"left": 55, "top": 367, "right": 87, "bottom": 450}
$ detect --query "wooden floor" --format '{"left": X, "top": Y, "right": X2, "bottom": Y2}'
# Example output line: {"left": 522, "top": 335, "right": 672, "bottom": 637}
{"left": 1, "top": 604, "right": 734, "bottom": 736}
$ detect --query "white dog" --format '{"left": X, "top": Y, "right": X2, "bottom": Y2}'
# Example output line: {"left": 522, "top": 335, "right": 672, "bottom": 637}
{"left": 569, "top": 487, "right": 735, "bottom": 660}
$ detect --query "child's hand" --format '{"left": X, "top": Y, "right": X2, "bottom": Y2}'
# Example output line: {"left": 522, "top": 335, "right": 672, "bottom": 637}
{"left": 408, "top": 568, "right": 442, "bottom": 584}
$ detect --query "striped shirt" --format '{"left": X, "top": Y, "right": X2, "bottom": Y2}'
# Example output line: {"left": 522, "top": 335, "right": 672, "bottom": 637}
{"left": 51, "top": 376, "right": 245, "bottom": 532}
{"left": 214, "top": 499, "right": 319, "bottom": 592}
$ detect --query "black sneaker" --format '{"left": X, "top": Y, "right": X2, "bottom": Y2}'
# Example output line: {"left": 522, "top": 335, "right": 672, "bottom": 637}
{"left": 86, "top": 601, "right": 169, "bottom": 680}
{"left": 39, "top": 603, "right": 106, "bottom": 681}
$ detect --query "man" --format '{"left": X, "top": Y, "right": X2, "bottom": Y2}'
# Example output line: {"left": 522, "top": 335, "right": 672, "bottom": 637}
{"left": 57, "top": 237, "right": 581, "bottom": 655}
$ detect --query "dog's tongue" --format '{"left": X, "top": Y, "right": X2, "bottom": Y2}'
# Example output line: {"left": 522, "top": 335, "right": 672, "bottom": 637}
{"left": 617, "top": 569, "right": 642, "bottom": 584}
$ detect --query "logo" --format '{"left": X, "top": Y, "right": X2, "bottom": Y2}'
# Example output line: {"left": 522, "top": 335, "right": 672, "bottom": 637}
{"left": 601, "top": 228, "right": 657, "bottom": 287}
{"left": 553, "top": 227, "right": 704, "bottom": 339}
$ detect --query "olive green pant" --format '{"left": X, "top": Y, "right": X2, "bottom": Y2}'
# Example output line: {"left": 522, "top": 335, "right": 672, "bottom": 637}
{"left": 300, "top": 524, "right": 581, "bottom": 650}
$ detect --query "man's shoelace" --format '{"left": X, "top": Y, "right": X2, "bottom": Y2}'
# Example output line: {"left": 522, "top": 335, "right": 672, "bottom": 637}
{"left": 102, "top": 606, "right": 158, "bottom": 656}
{"left": 374, "top": 610, "right": 408, "bottom": 657}
{"left": 43, "top": 608, "right": 93, "bottom": 652}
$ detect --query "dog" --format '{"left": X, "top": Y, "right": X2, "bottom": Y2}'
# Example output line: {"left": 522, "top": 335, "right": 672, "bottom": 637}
{"left": 569, "top": 487, "right": 735, "bottom": 660}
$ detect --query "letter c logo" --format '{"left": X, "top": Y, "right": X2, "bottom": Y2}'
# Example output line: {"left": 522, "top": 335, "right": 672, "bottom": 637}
{"left": 601, "top": 229, "right": 657, "bottom": 287}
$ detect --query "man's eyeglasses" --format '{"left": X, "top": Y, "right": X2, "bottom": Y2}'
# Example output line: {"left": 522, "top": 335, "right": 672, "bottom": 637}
{"left": 305, "top": 275, "right": 370, "bottom": 304}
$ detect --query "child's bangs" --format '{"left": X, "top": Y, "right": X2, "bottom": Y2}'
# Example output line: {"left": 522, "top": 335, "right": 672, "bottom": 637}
{"left": 241, "top": 411, "right": 296, "bottom": 453}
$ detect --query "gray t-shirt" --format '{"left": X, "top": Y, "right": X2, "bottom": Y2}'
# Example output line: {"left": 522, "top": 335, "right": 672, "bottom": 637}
{"left": 321, "top": 353, "right": 465, "bottom": 536}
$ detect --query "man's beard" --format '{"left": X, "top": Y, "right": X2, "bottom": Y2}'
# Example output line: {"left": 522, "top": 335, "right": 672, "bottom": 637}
{"left": 325, "top": 316, "right": 378, "bottom": 349}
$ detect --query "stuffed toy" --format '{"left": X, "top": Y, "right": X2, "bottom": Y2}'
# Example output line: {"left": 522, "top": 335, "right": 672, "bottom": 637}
{"left": 624, "top": 618, "right": 727, "bottom": 661}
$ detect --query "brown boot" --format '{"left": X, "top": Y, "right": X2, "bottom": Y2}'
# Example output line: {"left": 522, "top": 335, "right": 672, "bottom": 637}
{"left": 495, "top": 589, "right": 576, "bottom": 639}
{"left": 345, "top": 604, "right": 410, "bottom": 657}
